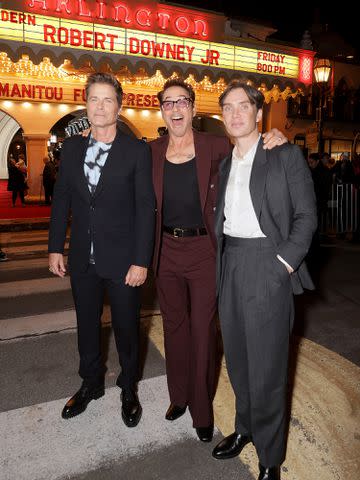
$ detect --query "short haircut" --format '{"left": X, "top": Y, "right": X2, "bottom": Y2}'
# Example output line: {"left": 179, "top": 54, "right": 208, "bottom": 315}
{"left": 219, "top": 80, "right": 264, "bottom": 110}
{"left": 157, "top": 78, "right": 195, "bottom": 104}
{"left": 309, "top": 152, "right": 320, "bottom": 161}
{"left": 85, "top": 72, "right": 123, "bottom": 107}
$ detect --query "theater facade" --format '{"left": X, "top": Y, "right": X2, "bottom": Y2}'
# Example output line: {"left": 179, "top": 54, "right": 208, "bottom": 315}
{"left": 0, "top": 0, "right": 314, "bottom": 197}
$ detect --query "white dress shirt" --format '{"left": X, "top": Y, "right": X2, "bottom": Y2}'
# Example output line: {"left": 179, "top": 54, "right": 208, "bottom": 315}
{"left": 224, "top": 135, "right": 265, "bottom": 238}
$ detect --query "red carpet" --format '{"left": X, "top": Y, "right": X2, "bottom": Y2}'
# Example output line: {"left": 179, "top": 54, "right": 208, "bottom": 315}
{"left": 0, "top": 180, "right": 51, "bottom": 220}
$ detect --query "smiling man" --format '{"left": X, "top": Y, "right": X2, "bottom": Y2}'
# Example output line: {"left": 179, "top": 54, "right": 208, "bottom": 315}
{"left": 212, "top": 80, "right": 317, "bottom": 479}
{"left": 48, "top": 73, "right": 155, "bottom": 427}
{"left": 149, "top": 78, "right": 288, "bottom": 443}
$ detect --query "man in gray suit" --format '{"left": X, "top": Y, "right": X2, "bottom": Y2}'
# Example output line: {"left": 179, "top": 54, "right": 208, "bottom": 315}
{"left": 212, "top": 81, "right": 317, "bottom": 480}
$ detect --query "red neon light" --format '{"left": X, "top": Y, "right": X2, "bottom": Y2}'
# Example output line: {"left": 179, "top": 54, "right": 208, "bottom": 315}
{"left": 25, "top": 0, "right": 212, "bottom": 40}
{"left": 299, "top": 55, "right": 313, "bottom": 85}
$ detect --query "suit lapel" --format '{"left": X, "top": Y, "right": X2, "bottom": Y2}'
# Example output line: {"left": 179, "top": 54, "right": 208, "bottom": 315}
{"left": 215, "top": 154, "right": 232, "bottom": 237}
{"left": 75, "top": 135, "right": 92, "bottom": 203}
{"left": 152, "top": 135, "right": 169, "bottom": 213}
{"left": 193, "top": 131, "right": 211, "bottom": 212}
{"left": 249, "top": 138, "right": 269, "bottom": 221}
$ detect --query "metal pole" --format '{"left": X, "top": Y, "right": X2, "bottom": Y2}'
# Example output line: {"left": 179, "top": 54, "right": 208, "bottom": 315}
{"left": 317, "top": 85, "right": 324, "bottom": 155}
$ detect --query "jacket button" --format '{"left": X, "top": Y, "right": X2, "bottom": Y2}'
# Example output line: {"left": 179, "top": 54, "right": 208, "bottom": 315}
{"left": 213, "top": 206, "right": 216, "bottom": 211}
{"left": 210, "top": 184, "right": 214, "bottom": 189}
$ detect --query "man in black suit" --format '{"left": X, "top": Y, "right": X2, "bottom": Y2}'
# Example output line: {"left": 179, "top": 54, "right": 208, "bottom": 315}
{"left": 212, "top": 81, "right": 317, "bottom": 479}
{"left": 48, "top": 73, "right": 155, "bottom": 427}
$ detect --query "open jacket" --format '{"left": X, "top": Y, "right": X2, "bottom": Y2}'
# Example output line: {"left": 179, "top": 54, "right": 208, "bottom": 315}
{"left": 215, "top": 139, "right": 317, "bottom": 295}
{"left": 48, "top": 130, "right": 155, "bottom": 278}
{"left": 150, "top": 130, "right": 231, "bottom": 275}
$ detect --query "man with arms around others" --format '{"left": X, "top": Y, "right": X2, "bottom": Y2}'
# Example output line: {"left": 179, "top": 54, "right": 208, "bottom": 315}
{"left": 48, "top": 73, "right": 155, "bottom": 427}
{"left": 150, "top": 78, "right": 288, "bottom": 442}
{"left": 212, "top": 80, "right": 317, "bottom": 479}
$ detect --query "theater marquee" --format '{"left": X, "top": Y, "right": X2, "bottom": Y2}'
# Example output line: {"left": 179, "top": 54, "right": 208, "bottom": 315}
{"left": 0, "top": 4, "right": 313, "bottom": 84}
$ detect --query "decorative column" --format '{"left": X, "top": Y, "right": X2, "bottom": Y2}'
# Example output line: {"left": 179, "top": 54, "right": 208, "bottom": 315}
{"left": 23, "top": 134, "right": 49, "bottom": 201}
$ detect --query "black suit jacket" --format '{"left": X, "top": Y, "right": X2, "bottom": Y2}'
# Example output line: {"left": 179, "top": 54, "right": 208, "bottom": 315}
{"left": 48, "top": 131, "right": 155, "bottom": 279}
{"left": 215, "top": 139, "right": 317, "bottom": 295}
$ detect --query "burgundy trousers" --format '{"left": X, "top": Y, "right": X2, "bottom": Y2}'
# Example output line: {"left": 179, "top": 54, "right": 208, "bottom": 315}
{"left": 156, "top": 232, "right": 217, "bottom": 428}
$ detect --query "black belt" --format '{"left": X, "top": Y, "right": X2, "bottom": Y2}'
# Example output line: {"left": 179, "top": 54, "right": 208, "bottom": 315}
{"left": 163, "top": 226, "right": 207, "bottom": 238}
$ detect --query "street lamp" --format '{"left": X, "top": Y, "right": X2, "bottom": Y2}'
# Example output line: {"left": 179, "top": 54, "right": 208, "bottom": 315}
{"left": 313, "top": 58, "right": 332, "bottom": 154}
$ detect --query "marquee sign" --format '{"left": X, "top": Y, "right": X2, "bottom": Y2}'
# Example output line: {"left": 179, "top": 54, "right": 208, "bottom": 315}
{"left": 3, "top": 0, "right": 221, "bottom": 40}
{"left": 0, "top": 5, "right": 313, "bottom": 83}
{"left": 0, "top": 79, "right": 160, "bottom": 108}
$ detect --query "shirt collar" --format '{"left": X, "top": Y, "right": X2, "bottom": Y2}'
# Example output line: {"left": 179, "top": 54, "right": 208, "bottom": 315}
{"left": 232, "top": 134, "right": 261, "bottom": 163}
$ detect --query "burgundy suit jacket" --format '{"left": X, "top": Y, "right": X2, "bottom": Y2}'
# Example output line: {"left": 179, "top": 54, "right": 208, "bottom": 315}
{"left": 150, "top": 130, "right": 231, "bottom": 275}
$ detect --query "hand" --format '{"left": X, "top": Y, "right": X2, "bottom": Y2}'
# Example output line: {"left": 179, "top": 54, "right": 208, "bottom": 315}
{"left": 81, "top": 128, "right": 91, "bottom": 137}
{"left": 49, "top": 253, "right": 66, "bottom": 277}
{"left": 125, "top": 265, "right": 147, "bottom": 287}
{"left": 262, "top": 128, "right": 288, "bottom": 150}
{"left": 276, "top": 254, "right": 294, "bottom": 274}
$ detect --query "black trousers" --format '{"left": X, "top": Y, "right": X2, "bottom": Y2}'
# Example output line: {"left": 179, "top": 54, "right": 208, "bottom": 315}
{"left": 12, "top": 189, "right": 25, "bottom": 205}
{"left": 43, "top": 183, "right": 54, "bottom": 204}
{"left": 218, "top": 236, "right": 293, "bottom": 467}
{"left": 70, "top": 264, "right": 140, "bottom": 390}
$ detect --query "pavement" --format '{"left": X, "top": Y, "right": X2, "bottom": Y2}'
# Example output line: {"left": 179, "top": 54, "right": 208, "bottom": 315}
{"left": 0, "top": 228, "right": 359, "bottom": 480}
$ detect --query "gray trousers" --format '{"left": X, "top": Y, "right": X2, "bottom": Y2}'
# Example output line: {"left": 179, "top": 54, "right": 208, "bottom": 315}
{"left": 219, "top": 236, "right": 294, "bottom": 467}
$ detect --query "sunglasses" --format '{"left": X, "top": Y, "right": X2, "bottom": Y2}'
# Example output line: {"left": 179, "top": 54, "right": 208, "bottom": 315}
{"left": 161, "top": 97, "right": 193, "bottom": 111}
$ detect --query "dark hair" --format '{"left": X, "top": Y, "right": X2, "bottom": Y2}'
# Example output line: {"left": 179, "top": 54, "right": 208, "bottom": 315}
{"left": 85, "top": 72, "right": 123, "bottom": 107}
{"left": 308, "top": 152, "right": 320, "bottom": 161}
{"left": 157, "top": 78, "right": 195, "bottom": 104}
{"left": 219, "top": 80, "right": 264, "bottom": 110}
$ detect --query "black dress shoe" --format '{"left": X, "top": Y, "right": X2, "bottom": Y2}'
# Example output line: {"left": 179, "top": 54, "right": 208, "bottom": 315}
{"left": 121, "top": 389, "right": 142, "bottom": 428}
{"left": 61, "top": 384, "right": 104, "bottom": 419}
{"left": 196, "top": 425, "right": 214, "bottom": 442}
{"left": 165, "top": 403, "right": 187, "bottom": 421}
{"left": 212, "top": 432, "right": 251, "bottom": 460}
{"left": 258, "top": 464, "right": 281, "bottom": 480}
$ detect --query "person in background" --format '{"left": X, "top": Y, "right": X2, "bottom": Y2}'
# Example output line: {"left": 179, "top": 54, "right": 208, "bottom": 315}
{"left": 212, "top": 80, "right": 317, "bottom": 480}
{"left": 7, "top": 156, "right": 26, "bottom": 207}
{"left": 42, "top": 156, "right": 56, "bottom": 205}
{"left": 149, "top": 78, "right": 287, "bottom": 443}
{"left": 48, "top": 72, "right": 155, "bottom": 427}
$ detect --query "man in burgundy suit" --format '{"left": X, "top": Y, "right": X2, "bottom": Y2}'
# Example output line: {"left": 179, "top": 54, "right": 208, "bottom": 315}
{"left": 150, "top": 78, "right": 286, "bottom": 442}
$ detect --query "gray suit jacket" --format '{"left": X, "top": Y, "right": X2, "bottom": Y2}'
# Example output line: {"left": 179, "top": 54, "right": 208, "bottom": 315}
{"left": 215, "top": 139, "right": 317, "bottom": 295}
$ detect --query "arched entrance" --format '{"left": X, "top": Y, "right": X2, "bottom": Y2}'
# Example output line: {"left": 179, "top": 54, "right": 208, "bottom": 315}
{"left": 0, "top": 110, "right": 23, "bottom": 179}
{"left": 192, "top": 115, "right": 227, "bottom": 136}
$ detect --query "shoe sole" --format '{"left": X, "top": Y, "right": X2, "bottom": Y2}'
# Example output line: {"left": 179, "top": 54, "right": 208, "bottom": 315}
{"left": 61, "top": 389, "right": 105, "bottom": 420}
{"left": 212, "top": 441, "right": 251, "bottom": 460}
{"left": 165, "top": 408, "right": 186, "bottom": 421}
{"left": 121, "top": 406, "right": 142, "bottom": 428}
{"left": 165, "top": 412, "right": 186, "bottom": 421}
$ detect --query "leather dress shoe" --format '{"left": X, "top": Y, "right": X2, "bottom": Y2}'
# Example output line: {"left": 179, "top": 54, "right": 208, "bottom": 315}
{"left": 212, "top": 432, "right": 251, "bottom": 460}
{"left": 258, "top": 464, "right": 281, "bottom": 480}
{"left": 196, "top": 425, "right": 214, "bottom": 442}
{"left": 61, "top": 384, "right": 104, "bottom": 419}
{"left": 121, "top": 389, "right": 142, "bottom": 427}
{"left": 165, "top": 404, "right": 186, "bottom": 421}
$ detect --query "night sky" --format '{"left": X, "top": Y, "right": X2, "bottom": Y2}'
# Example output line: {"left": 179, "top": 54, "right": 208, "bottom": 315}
{"left": 170, "top": 1, "right": 360, "bottom": 55}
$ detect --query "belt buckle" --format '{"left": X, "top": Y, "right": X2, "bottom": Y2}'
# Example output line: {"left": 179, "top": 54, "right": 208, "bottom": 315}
{"left": 173, "top": 228, "right": 183, "bottom": 237}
